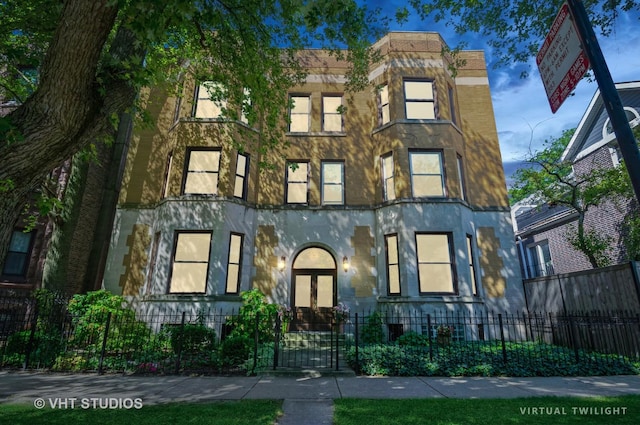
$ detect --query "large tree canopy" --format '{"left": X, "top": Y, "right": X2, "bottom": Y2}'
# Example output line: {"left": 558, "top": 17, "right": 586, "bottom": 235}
{"left": 0, "top": 0, "right": 637, "bottom": 271}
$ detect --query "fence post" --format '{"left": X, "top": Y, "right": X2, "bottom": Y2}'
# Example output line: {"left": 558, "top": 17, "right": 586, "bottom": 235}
{"left": 498, "top": 313, "right": 507, "bottom": 364}
{"left": 273, "top": 314, "right": 281, "bottom": 371}
{"left": 354, "top": 313, "right": 359, "bottom": 374}
{"left": 568, "top": 314, "right": 581, "bottom": 363}
{"left": 174, "top": 312, "right": 186, "bottom": 374}
{"left": 427, "top": 314, "right": 433, "bottom": 362}
{"left": 252, "top": 312, "right": 259, "bottom": 375}
{"left": 98, "top": 312, "right": 112, "bottom": 375}
{"left": 335, "top": 318, "right": 340, "bottom": 372}
{"left": 23, "top": 304, "right": 39, "bottom": 370}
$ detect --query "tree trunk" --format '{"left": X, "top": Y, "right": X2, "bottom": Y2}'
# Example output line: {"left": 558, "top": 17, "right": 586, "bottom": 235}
{"left": 0, "top": 1, "right": 142, "bottom": 274}
{"left": 576, "top": 213, "right": 600, "bottom": 268}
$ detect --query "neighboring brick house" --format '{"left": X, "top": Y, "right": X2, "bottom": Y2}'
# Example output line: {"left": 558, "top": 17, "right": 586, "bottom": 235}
{"left": 101, "top": 31, "right": 525, "bottom": 324}
{"left": 0, "top": 103, "right": 123, "bottom": 297}
{"left": 513, "top": 81, "right": 640, "bottom": 279}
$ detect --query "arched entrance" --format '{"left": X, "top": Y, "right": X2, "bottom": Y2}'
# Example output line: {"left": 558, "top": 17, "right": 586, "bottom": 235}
{"left": 291, "top": 247, "right": 337, "bottom": 331}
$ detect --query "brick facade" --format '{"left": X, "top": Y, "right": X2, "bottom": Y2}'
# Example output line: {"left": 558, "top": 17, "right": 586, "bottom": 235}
{"left": 101, "top": 32, "right": 525, "bottom": 316}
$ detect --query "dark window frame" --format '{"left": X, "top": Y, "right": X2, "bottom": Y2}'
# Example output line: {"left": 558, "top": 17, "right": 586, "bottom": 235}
{"left": 457, "top": 154, "right": 466, "bottom": 201}
{"left": 381, "top": 151, "right": 395, "bottom": 202}
{"left": 285, "top": 160, "right": 310, "bottom": 204}
{"left": 167, "top": 230, "right": 212, "bottom": 294}
{"left": 466, "top": 234, "right": 479, "bottom": 296}
{"left": 225, "top": 232, "right": 244, "bottom": 294}
{"left": 1, "top": 228, "right": 36, "bottom": 278}
{"left": 385, "top": 233, "right": 401, "bottom": 296}
{"left": 403, "top": 78, "right": 437, "bottom": 120}
{"left": 321, "top": 160, "right": 345, "bottom": 205}
{"left": 234, "top": 152, "right": 250, "bottom": 200}
{"left": 181, "top": 147, "right": 222, "bottom": 195}
{"left": 409, "top": 149, "right": 447, "bottom": 198}
{"left": 288, "top": 94, "right": 311, "bottom": 133}
{"left": 321, "top": 93, "right": 344, "bottom": 133}
{"left": 378, "top": 83, "right": 390, "bottom": 126}
{"left": 415, "top": 232, "right": 458, "bottom": 296}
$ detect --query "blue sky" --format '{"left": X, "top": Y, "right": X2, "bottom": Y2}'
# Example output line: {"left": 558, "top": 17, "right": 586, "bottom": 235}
{"left": 364, "top": 2, "right": 640, "bottom": 179}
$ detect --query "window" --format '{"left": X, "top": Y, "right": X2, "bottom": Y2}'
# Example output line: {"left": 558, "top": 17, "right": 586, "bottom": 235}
{"left": 466, "top": 235, "right": 478, "bottom": 296}
{"left": 193, "top": 81, "right": 226, "bottom": 118}
{"left": 602, "top": 107, "right": 639, "bottom": 138}
{"left": 448, "top": 85, "right": 457, "bottom": 126}
{"left": 173, "top": 96, "right": 182, "bottom": 123}
{"left": 385, "top": 234, "right": 400, "bottom": 295}
{"left": 457, "top": 154, "right": 466, "bottom": 201}
{"left": 2, "top": 229, "right": 34, "bottom": 277}
{"left": 182, "top": 148, "right": 220, "bottom": 195}
{"left": 416, "top": 233, "right": 457, "bottom": 294}
{"left": 378, "top": 84, "right": 390, "bottom": 125}
{"left": 321, "top": 161, "right": 344, "bottom": 205}
{"left": 527, "top": 241, "right": 553, "bottom": 278}
{"left": 410, "top": 151, "right": 445, "bottom": 197}
{"left": 286, "top": 161, "right": 309, "bottom": 204}
{"left": 226, "top": 233, "right": 243, "bottom": 294}
{"left": 169, "top": 232, "right": 211, "bottom": 293}
{"left": 404, "top": 80, "right": 435, "bottom": 119}
{"left": 162, "top": 150, "right": 173, "bottom": 199}
{"left": 145, "top": 232, "right": 161, "bottom": 295}
{"left": 322, "top": 95, "right": 343, "bottom": 132}
{"left": 381, "top": 152, "right": 396, "bottom": 201}
{"left": 234, "top": 152, "right": 249, "bottom": 199}
{"left": 289, "top": 95, "right": 310, "bottom": 132}
{"left": 241, "top": 88, "right": 251, "bottom": 125}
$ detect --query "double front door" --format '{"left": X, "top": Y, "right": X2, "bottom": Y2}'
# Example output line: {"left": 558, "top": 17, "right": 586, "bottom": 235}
{"left": 291, "top": 270, "right": 336, "bottom": 331}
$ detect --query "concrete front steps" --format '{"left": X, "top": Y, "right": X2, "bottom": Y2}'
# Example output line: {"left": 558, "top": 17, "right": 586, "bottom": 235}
{"left": 264, "top": 331, "right": 354, "bottom": 375}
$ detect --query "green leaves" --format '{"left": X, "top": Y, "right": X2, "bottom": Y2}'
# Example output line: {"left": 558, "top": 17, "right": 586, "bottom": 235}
{"left": 509, "top": 129, "right": 574, "bottom": 205}
{"left": 406, "top": 1, "right": 639, "bottom": 69}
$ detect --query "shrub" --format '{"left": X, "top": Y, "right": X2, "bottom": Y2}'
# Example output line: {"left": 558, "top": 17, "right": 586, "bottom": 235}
{"left": 66, "top": 290, "right": 151, "bottom": 353}
{"left": 348, "top": 340, "right": 640, "bottom": 377}
{"left": 167, "top": 322, "right": 217, "bottom": 354}
{"left": 396, "top": 331, "right": 430, "bottom": 347}
{"left": 360, "top": 311, "right": 384, "bottom": 344}
{"left": 220, "top": 334, "right": 252, "bottom": 367}
{"left": 2, "top": 289, "right": 66, "bottom": 368}
{"left": 226, "top": 289, "right": 278, "bottom": 343}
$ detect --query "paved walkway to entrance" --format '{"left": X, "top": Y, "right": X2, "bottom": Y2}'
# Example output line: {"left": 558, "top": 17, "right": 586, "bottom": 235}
{"left": 2, "top": 372, "right": 639, "bottom": 423}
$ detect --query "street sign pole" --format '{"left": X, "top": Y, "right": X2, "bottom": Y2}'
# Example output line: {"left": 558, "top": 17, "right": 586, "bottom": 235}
{"left": 567, "top": 0, "right": 640, "bottom": 202}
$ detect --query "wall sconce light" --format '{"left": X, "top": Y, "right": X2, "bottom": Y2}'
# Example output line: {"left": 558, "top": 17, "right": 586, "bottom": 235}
{"left": 278, "top": 256, "right": 286, "bottom": 271}
{"left": 342, "top": 256, "right": 349, "bottom": 272}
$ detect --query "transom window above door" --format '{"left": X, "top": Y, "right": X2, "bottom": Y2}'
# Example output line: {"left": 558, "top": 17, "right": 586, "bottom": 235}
{"left": 293, "top": 247, "right": 336, "bottom": 269}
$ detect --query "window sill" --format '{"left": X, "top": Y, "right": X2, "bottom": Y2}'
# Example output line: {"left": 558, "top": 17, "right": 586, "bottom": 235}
{"left": 141, "top": 294, "right": 242, "bottom": 302}
{"left": 286, "top": 132, "right": 347, "bottom": 137}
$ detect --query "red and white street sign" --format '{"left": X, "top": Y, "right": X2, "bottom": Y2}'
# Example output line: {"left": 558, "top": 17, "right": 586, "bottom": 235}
{"left": 537, "top": 2, "right": 590, "bottom": 113}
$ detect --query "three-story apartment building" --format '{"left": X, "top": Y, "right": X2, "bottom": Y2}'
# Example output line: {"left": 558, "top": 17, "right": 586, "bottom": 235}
{"left": 102, "top": 32, "right": 524, "bottom": 327}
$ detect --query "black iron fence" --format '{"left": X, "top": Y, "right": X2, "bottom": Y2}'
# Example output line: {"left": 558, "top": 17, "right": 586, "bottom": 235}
{"left": 344, "top": 310, "right": 640, "bottom": 376}
{"left": 1, "top": 295, "right": 639, "bottom": 377}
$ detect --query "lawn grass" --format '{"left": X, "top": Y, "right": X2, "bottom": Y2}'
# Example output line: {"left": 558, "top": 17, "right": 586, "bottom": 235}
{"left": 334, "top": 396, "right": 640, "bottom": 425}
{"left": 0, "top": 400, "right": 282, "bottom": 425}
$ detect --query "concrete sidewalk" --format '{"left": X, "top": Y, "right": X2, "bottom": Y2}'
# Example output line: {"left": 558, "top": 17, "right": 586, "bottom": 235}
{"left": 1, "top": 372, "right": 639, "bottom": 424}
{"left": 1, "top": 371, "right": 639, "bottom": 404}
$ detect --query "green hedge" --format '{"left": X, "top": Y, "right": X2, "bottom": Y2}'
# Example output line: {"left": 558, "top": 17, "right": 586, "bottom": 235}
{"left": 346, "top": 341, "right": 640, "bottom": 377}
